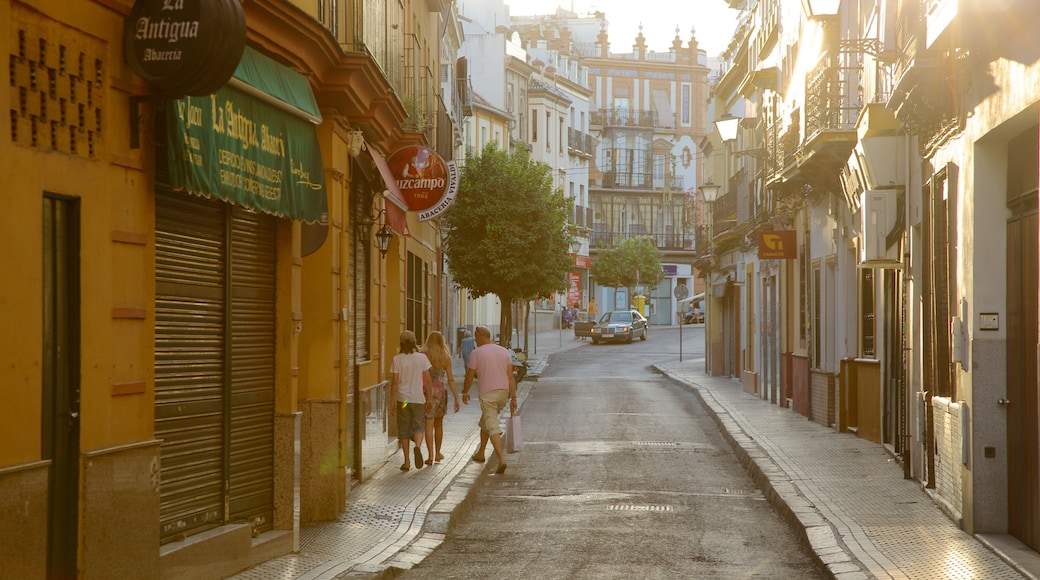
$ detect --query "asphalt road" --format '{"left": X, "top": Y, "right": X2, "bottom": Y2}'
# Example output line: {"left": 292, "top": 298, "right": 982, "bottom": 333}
{"left": 401, "top": 327, "right": 825, "bottom": 579}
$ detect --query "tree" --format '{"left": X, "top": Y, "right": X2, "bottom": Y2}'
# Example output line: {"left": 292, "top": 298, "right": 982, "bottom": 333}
{"left": 444, "top": 143, "right": 572, "bottom": 348}
{"left": 591, "top": 237, "right": 663, "bottom": 297}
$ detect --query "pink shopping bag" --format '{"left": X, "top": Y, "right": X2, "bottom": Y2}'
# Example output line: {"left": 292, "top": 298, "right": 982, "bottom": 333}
{"left": 506, "top": 414, "right": 523, "bottom": 453}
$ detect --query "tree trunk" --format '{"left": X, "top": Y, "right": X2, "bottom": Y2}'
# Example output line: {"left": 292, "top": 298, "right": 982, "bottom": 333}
{"left": 498, "top": 296, "right": 513, "bottom": 347}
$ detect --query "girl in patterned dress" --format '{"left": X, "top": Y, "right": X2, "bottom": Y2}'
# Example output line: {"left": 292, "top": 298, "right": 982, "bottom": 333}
{"left": 422, "top": 331, "right": 460, "bottom": 464}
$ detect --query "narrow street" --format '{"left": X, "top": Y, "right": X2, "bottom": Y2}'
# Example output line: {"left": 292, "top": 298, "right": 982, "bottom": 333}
{"left": 401, "top": 328, "right": 825, "bottom": 579}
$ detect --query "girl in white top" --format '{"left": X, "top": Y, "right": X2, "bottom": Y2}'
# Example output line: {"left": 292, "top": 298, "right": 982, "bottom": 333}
{"left": 390, "top": 330, "right": 432, "bottom": 471}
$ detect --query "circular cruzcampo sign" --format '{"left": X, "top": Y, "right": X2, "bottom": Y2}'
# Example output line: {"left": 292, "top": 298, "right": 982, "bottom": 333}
{"left": 386, "top": 145, "right": 458, "bottom": 221}
{"left": 124, "top": 0, "right": 246, "bottom": 96}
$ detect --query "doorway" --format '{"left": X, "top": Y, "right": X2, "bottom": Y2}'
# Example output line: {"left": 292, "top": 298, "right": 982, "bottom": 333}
{"left": 42, "top": 193, "right": 81, "bottom": 579}
{"left": 1006, "top": 124, "right": 1039, "bottom": 549}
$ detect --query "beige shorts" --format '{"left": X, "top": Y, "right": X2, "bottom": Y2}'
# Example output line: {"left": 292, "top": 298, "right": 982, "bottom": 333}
{"left": 478, "top": 389, "right": 509, "bottom": 436}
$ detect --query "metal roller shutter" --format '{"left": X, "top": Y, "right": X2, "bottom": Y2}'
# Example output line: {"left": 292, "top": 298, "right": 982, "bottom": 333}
{"left": 227, "top": 205, "right": 275, "bottom": 533}
{"left": 155, "top": 190, "right": 276, "bottom": 543}
{"left": 155, "top": 190, "right": 227, "bottom": 541}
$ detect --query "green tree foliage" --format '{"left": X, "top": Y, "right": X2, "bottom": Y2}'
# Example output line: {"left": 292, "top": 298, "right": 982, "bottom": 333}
{"left": 444, "top": 143, "right": 572, "bottom": 346}
{"left": 591, "top": 237, "right": 663, "bottom": 291}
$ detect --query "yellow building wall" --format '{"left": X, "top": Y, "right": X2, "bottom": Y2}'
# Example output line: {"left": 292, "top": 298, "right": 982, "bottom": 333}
{"left": 1, "top": 0, "right": 155, "bottom": 468}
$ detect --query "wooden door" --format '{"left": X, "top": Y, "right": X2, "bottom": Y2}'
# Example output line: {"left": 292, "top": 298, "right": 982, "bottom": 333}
{"left": 1008, "top": 207, "right": 1039, "bottom": 549}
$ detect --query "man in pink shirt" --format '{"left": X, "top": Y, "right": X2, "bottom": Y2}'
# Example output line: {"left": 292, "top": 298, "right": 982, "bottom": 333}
{"left": 461, "top": 325, "right": 517, "bottom": 473}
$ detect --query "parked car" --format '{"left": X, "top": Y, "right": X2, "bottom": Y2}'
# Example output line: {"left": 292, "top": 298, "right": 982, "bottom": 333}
{"left": 590, "top": 310, "right": 648, "bottom": 344}
{"left": 684, "top": 309, "right": 704, "bottom": 324}
{"left": 573, "top": 311, "right": 594, "bottom": 340}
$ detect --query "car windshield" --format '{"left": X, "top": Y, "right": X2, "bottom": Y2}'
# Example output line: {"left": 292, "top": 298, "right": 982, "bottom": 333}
{"left": 600, "top": 311, "right": 632, "bottom": 324}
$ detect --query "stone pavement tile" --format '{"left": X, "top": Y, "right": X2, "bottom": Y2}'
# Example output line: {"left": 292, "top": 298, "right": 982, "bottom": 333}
{"left": 231, "top": 330, "right": 573, "bottom": 580}
{"left": 656, "top": 362, "right": 1027, "bottom": 580}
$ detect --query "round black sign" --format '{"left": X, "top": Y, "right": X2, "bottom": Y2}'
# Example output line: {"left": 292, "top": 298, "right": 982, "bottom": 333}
{"left": 124, "top": 0, "right": 246, "bottom": 96}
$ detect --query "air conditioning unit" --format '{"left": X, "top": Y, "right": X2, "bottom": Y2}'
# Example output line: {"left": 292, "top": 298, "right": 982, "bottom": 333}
{"left": 860, "top": 189, "right": 902, "bottom": 268}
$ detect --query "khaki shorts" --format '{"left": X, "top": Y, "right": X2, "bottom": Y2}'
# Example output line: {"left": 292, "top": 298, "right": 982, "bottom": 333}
{"left": 478, "top": 389, "right": 509, "bottom": 436}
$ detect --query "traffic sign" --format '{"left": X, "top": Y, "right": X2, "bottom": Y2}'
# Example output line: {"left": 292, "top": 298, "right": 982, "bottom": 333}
{"left": 674, "top": 284, "right": 689, "bottom": 300}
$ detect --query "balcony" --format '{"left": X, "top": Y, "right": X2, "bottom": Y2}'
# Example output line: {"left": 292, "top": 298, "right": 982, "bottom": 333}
{"left": 590, "top": 108, "right": 660, "bottom": 129}
{"left": 434, "top": 99, "right": 454, "bottom": 161}
{"left": 589, "top": 226, "right": 691, "bottom": 251}
{"left": 568, "top": 128, "right": 596, "bottom": 158}
{"left": 571, "top": 205, "right": 592, "bottom": 229}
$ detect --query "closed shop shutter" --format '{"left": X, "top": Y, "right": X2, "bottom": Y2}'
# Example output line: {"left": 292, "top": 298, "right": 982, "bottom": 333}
{"left": 155, "top": 190, "right": 276, "bottom": 543}
{"left": 227, "top": 206, "right": 275, "bottom": 533}
{"left": 155, "top": 190, "right": 226, "bottom": 541}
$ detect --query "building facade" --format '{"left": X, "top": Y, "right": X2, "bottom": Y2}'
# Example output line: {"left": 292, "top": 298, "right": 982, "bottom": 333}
{"left": 1, "top": 0, "right": 458, "bottom": 577}
{"left": 703, "top": 0, "right": 1040, "bottom": 558}
{"left": 514, "top": 11, "right": 713, "bottom": 325}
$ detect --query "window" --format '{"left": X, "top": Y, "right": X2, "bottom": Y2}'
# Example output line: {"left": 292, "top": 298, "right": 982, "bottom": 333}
{"left": 812, "top": 263, "right": 822, "bottom": 367}
{"left": 559, "top": 116, "right": 565, "bottom": 155}
{"left": 406, "top": 252, "right": 430, "bottom": 341}
{"left": 860, "top": 268, "right": 875, "bottom": 357}
{"left": 680, "top": 83, "right": 691, "bottom": 125}
{"left": 532, "top": 113, "right": 538, "bottom": 142}
{"left": 546, "top": 111, "right": 552, "bottom": 152}
{"left": 799, "top": 230, "right": 808, "bottom": 349}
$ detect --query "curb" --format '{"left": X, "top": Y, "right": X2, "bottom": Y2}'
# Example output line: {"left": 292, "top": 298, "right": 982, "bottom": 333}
{"left": 654, "top": 365, "right": 869, "bottom": 580}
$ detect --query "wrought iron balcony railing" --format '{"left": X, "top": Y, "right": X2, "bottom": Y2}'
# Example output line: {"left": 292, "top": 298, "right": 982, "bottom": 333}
{"left": 590, "top": 108, "right": 660, "bottom": 129}
{"left": 804, "top": 59, "right": 860, "bottom": 143}
{"left": 589, "top": 226, "right": 693, "bottom": 251}
{"left": 568, "top": 128, "right": 596, "bottom": 157}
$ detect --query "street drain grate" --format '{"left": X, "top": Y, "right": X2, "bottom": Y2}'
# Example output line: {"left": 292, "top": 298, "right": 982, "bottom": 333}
{"left": 609, "top": 504, "right": 675, "bottom": 512}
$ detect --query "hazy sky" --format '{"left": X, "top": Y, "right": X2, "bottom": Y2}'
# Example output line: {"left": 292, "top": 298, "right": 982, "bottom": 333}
{"left": 507, "top": 0, "right": 741, "bottom": 57}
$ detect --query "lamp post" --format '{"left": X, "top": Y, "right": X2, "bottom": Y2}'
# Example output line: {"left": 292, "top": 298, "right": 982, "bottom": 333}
{"left": 699, "top": 180, "right": 721, "bottom": 376}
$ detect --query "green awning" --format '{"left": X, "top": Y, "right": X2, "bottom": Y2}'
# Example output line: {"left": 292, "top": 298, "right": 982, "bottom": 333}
{"left": 229, "top": 46, "right": 322, "bottom": 124}
{"left": 166, "top": 47, "right": 328, "bottom": 223}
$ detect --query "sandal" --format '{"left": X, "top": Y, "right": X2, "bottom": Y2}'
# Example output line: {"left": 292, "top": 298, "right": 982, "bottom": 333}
{"left": 471, "top": 454, "right": 485, "bottom": 463}
{"left": 435, "top": 454, "right": 444, "bottom": 462}
{"left": 496, "top": 463, "right": 508, "bottom": 474}
{"left": 400, "top": 464, "right": 409, "bottom": 471}
{"left": 414, "top": 448, "right": 424, "bottom": 469}
{"left": 425, "top": 458, "right": 433, "bottom": 466}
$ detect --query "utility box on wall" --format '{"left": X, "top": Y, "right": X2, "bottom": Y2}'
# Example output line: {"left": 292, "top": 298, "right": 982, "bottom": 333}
{"left": 860, "top": 189, "right": 902, "bottom": 267}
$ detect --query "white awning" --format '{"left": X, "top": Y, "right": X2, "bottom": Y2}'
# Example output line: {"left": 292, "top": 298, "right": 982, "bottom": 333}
{"left": 677, "top": 292, "right": 705, "bottom": 306}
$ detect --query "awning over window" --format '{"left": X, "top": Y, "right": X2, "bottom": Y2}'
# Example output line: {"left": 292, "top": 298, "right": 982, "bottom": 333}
{"left": 229, "top": 47, "right": 322, "bottom": 124}
{"left": 166, "top": 47, "right": 329, "bottom": 223}
{"left": 369, "top": 149, "right": 410, "bottom": 235}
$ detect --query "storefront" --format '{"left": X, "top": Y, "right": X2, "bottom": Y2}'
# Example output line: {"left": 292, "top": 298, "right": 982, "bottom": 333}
{"left": 155, "top": 45, "right": 327, "bottom": 544}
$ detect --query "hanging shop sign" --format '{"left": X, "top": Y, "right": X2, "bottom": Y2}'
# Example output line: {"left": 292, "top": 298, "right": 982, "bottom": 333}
{"left": 385, "top": 145, "right": 458, "bottom": 221}
{"left": 166, "top": 47, "right": 328, "bottom": 223}
{"left": 758, "top": 230, "right": 798, "bottom": 260}
{"left": 124, "top": 0, "right": 246, "bottom": 96}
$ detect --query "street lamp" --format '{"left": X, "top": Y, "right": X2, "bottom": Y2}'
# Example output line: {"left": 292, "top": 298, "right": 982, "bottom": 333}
{"left": 699, "top": 180, "right": 721, "bottom": 376}
{"left": 700, "top": 180, "right": 721, "bottom": 204}
{"left": 715, "top": 115, "right": 740, "bottom": 143}
{"left": 374, "top": 224, "right": 393, "bottom": 258}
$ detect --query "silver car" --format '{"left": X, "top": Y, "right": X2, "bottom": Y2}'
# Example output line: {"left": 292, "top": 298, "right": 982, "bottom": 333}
{"left": 590, "top": 310, "right": 648, "bottom": 344}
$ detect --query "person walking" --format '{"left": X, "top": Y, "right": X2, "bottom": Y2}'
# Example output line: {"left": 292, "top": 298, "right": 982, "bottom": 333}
{"left": 461, "top": 326, "right": 517, "bottom": 474}
{"left": 460, "top": 329, "right": 476, "bottom": 369}
{"left": 390, "top": 330, "right": 433, "bottom": 471}
{"left": 588, "top": 297, "right": 597, "bottom": 318}
{"left": 422, "top": 331, "right": 460, "bottom": 465}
